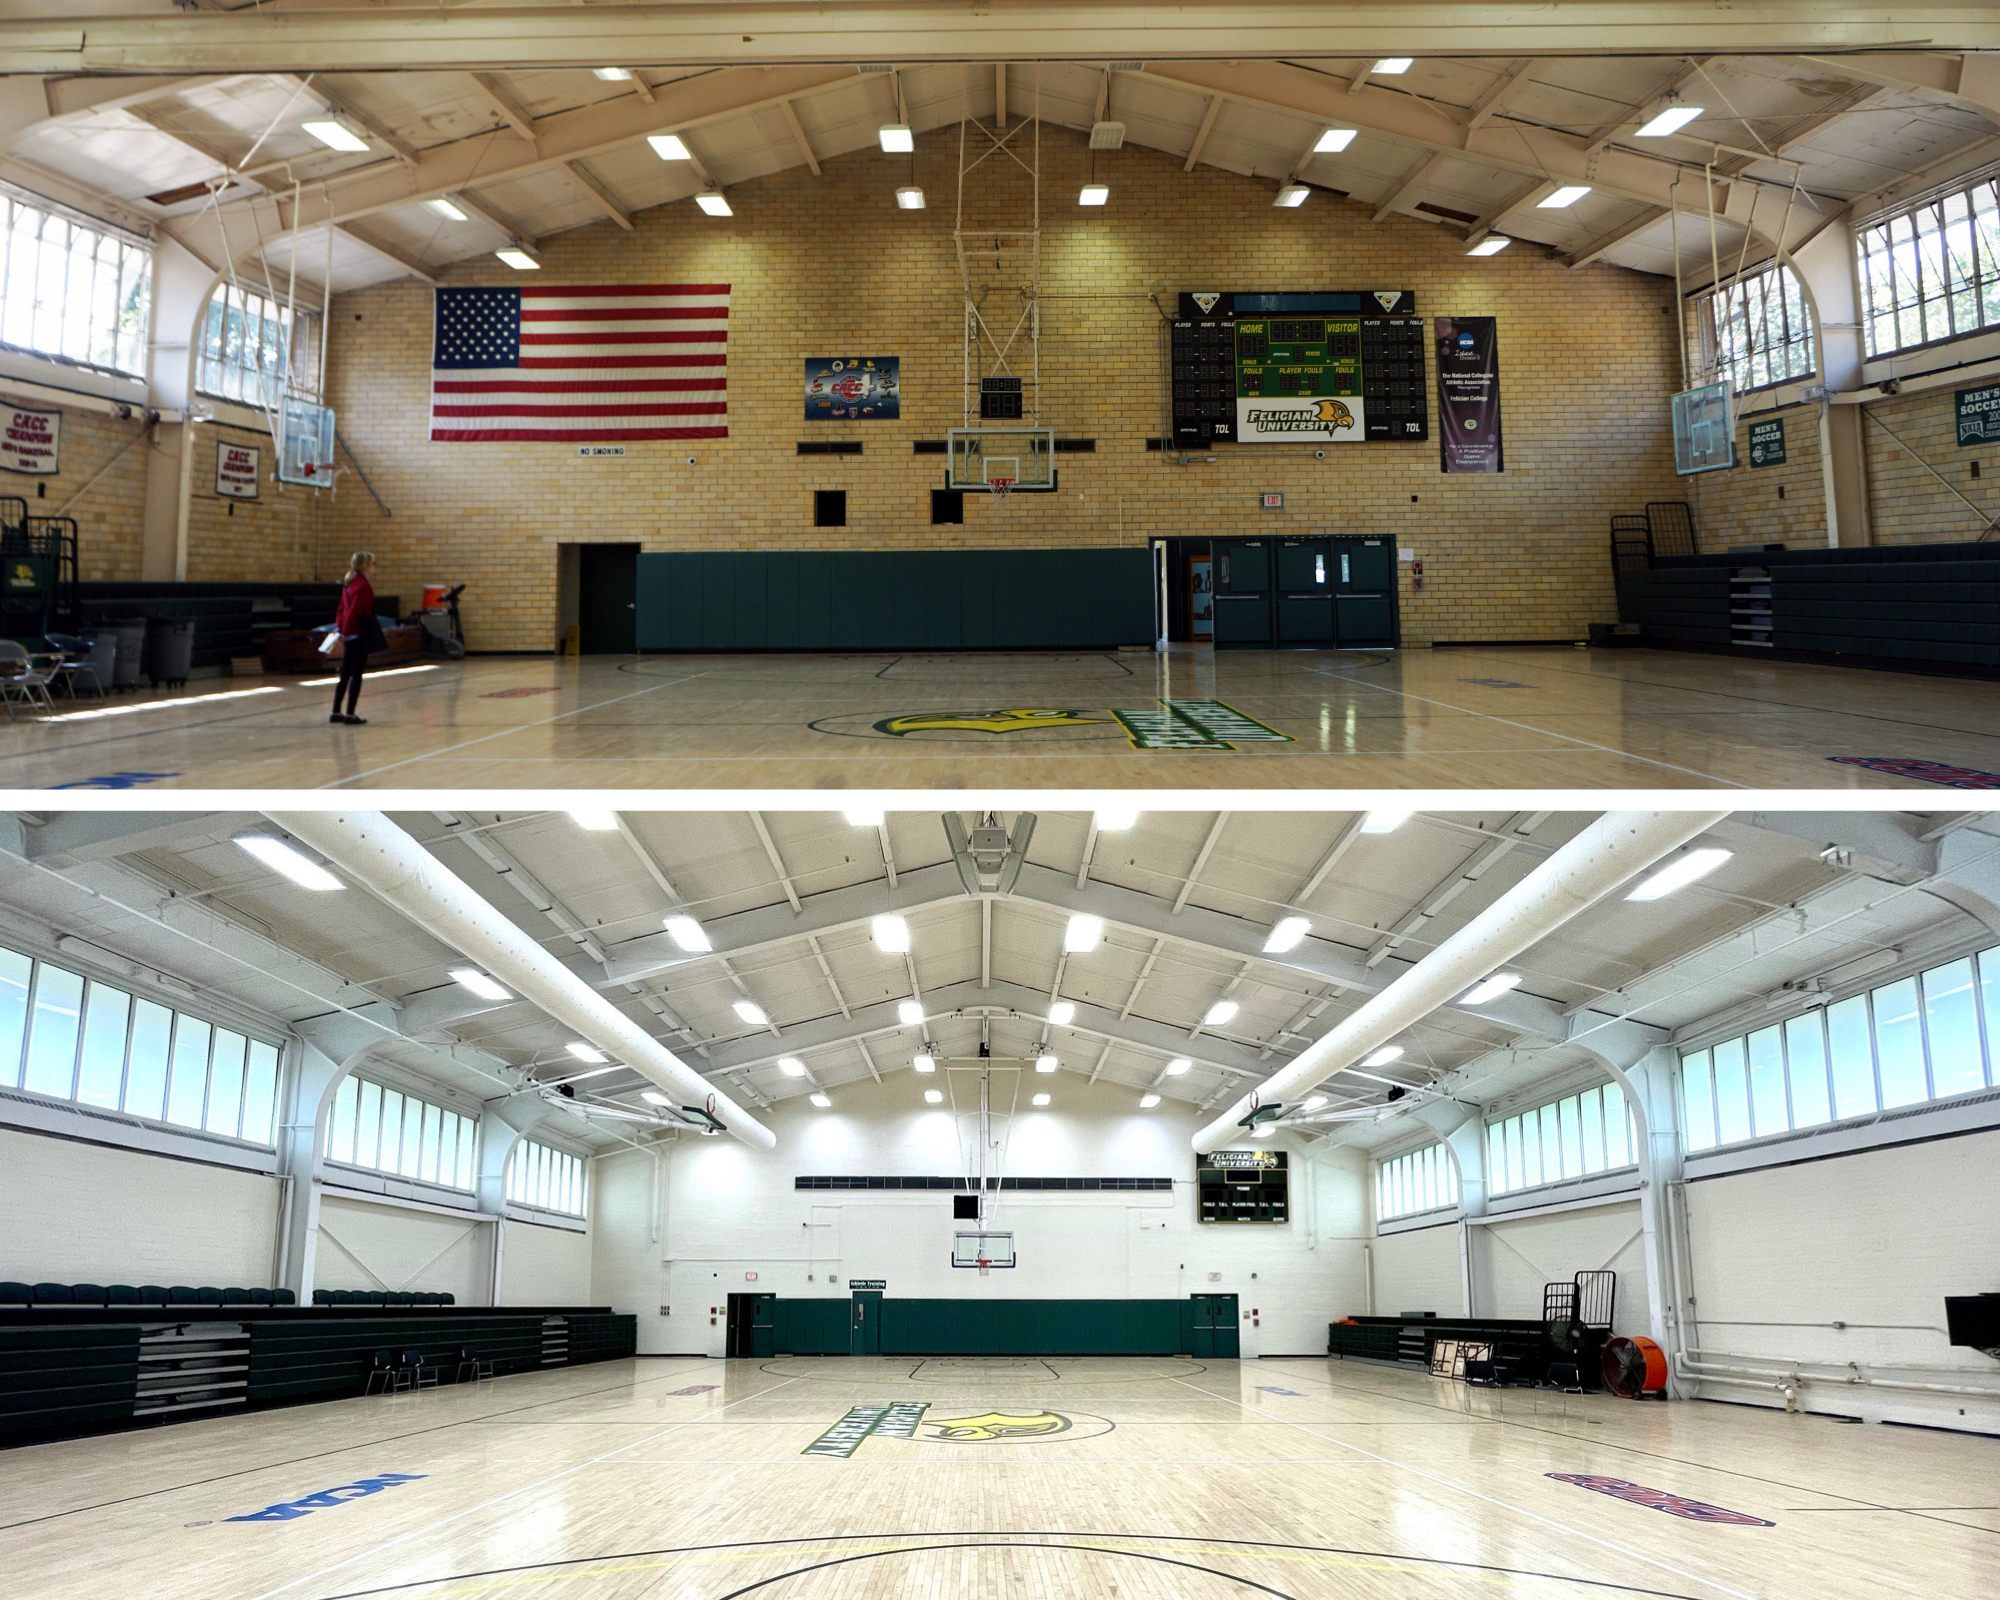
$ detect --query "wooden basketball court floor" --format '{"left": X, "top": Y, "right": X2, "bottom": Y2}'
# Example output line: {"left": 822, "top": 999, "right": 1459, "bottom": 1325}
{"left": 3, "top": 646, "right": 1998, "bottom": 791}
{"left": 1, "top": 1354, "right": 1992, "bottom": 1600}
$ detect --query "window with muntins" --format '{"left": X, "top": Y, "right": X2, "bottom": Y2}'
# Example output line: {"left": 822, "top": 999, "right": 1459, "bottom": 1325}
{"left": 0, "top": 186, "right": 152, "bottom": 376}
{"left": 1486, "top": 1081, "right": 1635, "bottom": 1198}
{"left": 1693, "top": 262, "right": 1815, "bottom": 396}
{"left": 1681, "top": 945, "right": 2000, "bottom": 1153}
{"left": 325, "top": 1073, "right": 478, "bottom": 1190}
{"left": 1857, "top": 175, "right": 2000, "bottom": 357}
{"left": 197, "top": 283, "right": 318, "bottom": 409}
{"left": 507, "top": 1137, "right": 586, "bottom": 1217}
{"left": 0, "top": 942, "right": 281, "bottom": 1145}
{"left": 1375, "top": 1141, "right": 1456, "bottom": 1220}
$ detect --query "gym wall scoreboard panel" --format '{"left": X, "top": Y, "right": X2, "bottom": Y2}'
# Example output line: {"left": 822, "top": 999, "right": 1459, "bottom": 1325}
{"left": 1171, "top": 291, "right": 1427, "bottom": 446}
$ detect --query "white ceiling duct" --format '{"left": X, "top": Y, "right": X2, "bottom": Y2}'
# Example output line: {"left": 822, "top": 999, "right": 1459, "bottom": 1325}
{"left": 1190, "top": 809, "right": 1728, "bottom": 1154}
{"left": 267, "top": 810, "right": 775, "bottom": 1150}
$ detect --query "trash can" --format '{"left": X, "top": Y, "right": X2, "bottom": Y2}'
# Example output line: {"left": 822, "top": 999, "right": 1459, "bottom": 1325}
{"left": 107, "top": 618, "right": 147, "bottom": 689}
{"left": 143, "top": 617, "right": 196, "bottom": 688}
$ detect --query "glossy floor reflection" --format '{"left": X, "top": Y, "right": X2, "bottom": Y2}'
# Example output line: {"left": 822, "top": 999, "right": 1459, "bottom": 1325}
{"left": 3, "top": 1355, "right": 1993, "bottom": 1599}
{"left": 2, "top": 646, "right": 1996, "bottom": 790}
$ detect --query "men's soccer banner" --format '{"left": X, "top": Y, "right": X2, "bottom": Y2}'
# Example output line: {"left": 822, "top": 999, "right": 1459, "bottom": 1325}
{"left": 1435, "top": 317, "right": 1502, "bottom": 473}
{"left": 1, "top": 405, "right": 60, "bottom": 475}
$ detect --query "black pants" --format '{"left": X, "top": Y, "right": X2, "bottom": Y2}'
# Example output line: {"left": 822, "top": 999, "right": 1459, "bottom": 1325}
{"left": 334, "top": 645, "right": 371, "bottom": 716}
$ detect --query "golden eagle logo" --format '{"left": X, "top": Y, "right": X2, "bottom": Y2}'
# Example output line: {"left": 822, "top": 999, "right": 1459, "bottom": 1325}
{"left": 1312, "top": 399, "right": 1356, "bottom": 430}
{"left": 873, "top": 709, "right": 1107, "bottom": 737}
{"left": 922, "top": 1410, "right": 1073, "bottom": 1442}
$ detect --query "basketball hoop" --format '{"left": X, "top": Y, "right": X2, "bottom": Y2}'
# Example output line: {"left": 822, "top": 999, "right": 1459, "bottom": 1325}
{"left": 988, "top": 477, "right": 1014, "bottom": 510}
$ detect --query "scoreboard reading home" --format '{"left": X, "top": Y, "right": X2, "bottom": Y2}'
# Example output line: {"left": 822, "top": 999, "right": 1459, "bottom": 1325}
{"left": 1171, "top": 291, "right": 1427, "bottom": 446}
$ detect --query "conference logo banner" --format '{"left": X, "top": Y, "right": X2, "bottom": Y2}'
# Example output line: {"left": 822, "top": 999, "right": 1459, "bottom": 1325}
{"left": 216, "top": 440, "right": 261, "bottom": 499}
{"left": 806, "top": 356, "right": 900, "bottom": 421}
{"left": 1, "top": 405, "right": 60, "bottom": 475}
{"left": 1435, "top": 317, "right": 1502, "bottom": 473}
{"left": 1234, "top": 395, "right": 1365, "bottom": 443}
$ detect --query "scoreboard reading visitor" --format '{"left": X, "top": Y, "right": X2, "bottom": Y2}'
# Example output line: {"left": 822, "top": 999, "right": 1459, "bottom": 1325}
{"left": 1170, "top": 291, "right": 1427, "bottom": 446}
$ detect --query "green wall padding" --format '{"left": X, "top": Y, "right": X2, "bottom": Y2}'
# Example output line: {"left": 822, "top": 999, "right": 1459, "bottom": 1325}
{"left": 767, "top": 1297, "right": 1189, "bottom": 1356}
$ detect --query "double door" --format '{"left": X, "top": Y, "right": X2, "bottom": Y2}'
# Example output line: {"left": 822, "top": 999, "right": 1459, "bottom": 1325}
{"left": 1213, "top": 536, "right": 1398, "bottom": 648}
{"left": 1184, "top": 1293, "right": 1241, "bottom": 1358}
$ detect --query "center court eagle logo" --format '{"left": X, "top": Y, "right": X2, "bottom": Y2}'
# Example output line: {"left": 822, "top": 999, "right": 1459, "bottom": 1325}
{"left": 872, "top": 709, "right": 1108, "bottom": 737}
{"left": 922, "top": 1410, "right": 1074, "bottom": 1442}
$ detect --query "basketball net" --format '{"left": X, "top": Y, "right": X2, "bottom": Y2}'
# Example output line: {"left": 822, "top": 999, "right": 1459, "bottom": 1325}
{"left": 989, "top": 478, "right": 1014, "bottom": 513}
{"left": 305, "top": 462, "right": 349, "bottom": 499}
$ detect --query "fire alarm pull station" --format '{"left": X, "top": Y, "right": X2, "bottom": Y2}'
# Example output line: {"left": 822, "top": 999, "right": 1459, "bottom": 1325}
{"left": 1412, "top": 559, "right": 1424, "bottom": 591}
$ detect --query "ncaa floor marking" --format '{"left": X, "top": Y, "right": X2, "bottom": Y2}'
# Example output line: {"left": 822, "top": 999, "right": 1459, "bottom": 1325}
{"left": 46, "top": 769, "right": 180, "bottom": 789}
{"left": 226, "top": 1473, "right": 426, "bottom": 1522}
{"left": 1548, "top": 1475, "right": 1774, "bottom": 1526}
{"left": 1829, "top": 756, "right": 2000, "bottom": 787}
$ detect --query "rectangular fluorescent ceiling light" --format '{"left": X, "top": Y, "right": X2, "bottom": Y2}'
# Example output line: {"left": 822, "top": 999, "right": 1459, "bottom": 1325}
{"left": 1063, "top": 914, "right": 1104, "bottom": 953}
{"left": 1078, "top": 183, "right": 1110, "bottom": 206}
{"left": 1374, "top": 58, "right": 1414, "bottom": 73}
{"left": 1460, "top": 972, "right": 1522, "bottom": 1006}
{"left": 732, "top": 999, "right": 768, "bottom": 1025}
{"left": 897, "top": 1000, "right": 925, "bottom": 1026}
{"left": 495, "top": 249, "right": 539, "bottom": 270}
{"left": 1274, "top": 184, "right": 1310, "bottom": 208}
{"left": 1263, "top": 916, "right": 1311, "bottom": 953}
{"left": 1301, "top": 1095, "right": 1327, "bottom": 1111}
{"left": 1538, "top": 186, "right": 1593, "bottom": 208}
{"left": 914, "top": 1054, "right": 936, "bottom": 1073}
{"left": 648, "top": 134, "right": 692, "bottom": 160}
{"left": 1203, "top": 1000, "right": 1239, "bottom": 1027}
{"left": 1095, "top": 807, "right": 1139, "bottom": 831}
{"left": 1466, "top": 236, "right": 1511, "bottom": 256}
{"left": 302, "top": 119, "right": 369, "bottom": 153}
{"left": 1035, "top": 1055, "right": 1058, "bottom": 1074}
{"left": 450, "top": 968, "right": 510, "bottom": 1002}
{"left": 594, "top": 67, "right": 633, "bottom": 81}
{"left": 1032, "top": 1092, "right": 1051, "bottom": 1107}
{"left": 778, "top": 1057, "right": 806, "bottom": 1077}
{"left": 810, "top": 1092, "right": 831, "bottom": 1108}
{"left": 1360, "top": 808, "right": 1413, "bottom": 834}
{"left": 871, "top": 914, "right": 911, "bottom": 953}
{"left": 878, "top": 124, "right": 915, "bottom": 152}
{"left": 1047, "top": 1001, "right": 1075, "bottom": 1026}
{"left": 844, "top": 807, "right": 885, "bottom": 826}
{"left": 1314, "top": 127, "right": 1358, "bottom": 153}
{"left": 568, "top": 807, "right": 618, "bottom": 830}
{"left": 1625, "top": 847, "right": 1733, "bottom": 902}
{"left": 1140, "top": 1093, "right": 1161, "bottom": 1108}
{"left": 895, "top": 187, "right": 926, "bottom": 210}
{"left": 664, "top": 915, "right": 711, "bottom": 952}
{"left": 1362, "top": 1045, "right": 1405, "bottom": 1068}
{"left": 694, "top": 192, "right": 733, "bottom": 216}
{"left": 641, "top": 1090, "right": 671, "bottom": 1106}
{"left": 1088, "top": 121, "right": 1126, "bottom": 150}
{"left": 1635, "top": 104, "right": 1705, "bottom": 138}
{"left": 924, "top": 1088, "right": 944, "bottom": 1104}
{"left": 234, "top": 835, "right": 342, "bottom": 891}
{"left": 423, "top": 197, "right": 468, "bottom": 222}
{"left": 565, "top": 1042, "right": 608, "bottom": 1063}
{"left": 1166, "top": 1057, "right": 1191, "bottom": 1076}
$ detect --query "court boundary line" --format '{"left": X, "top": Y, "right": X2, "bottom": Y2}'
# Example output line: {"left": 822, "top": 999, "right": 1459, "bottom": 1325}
{"left": 1168, "top": 1372, "right": 1762, "bottom": 1600}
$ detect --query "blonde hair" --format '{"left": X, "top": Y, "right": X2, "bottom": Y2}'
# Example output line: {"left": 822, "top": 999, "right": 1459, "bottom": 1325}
{"left": 348, "top": 552, "right": 375, "bottom": 576}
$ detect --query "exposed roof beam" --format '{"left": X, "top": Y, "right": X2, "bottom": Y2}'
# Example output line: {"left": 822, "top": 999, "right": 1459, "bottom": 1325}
{"left": 995, "top": 62, "right": 1008, "bottom": 131}
{"left": 563, "top": 158, "right": 634, "bottom": 230}
{"left": 1466, "top": 177, "right": 1558, "bottom": 248}
{"left": 1173, "top": 813, "right": 1229, "bottom": 913}
{"left": 1564, "top": 204, "right": 1669, "bottom": 268}
{"left": 0, "top": 73, "right": 229, "bottom": 154}
{"left": 336, "top": 222, "right": 439, "bottom": 284}
{"left": 309, "top": 78, "right": 420, "bottom": 169}
{"left": 1464, "top": 57, "right": 1536, "bottom": 131}
{"left": 449, "top": 188, "right": 540, "bottom": 251}
{"left": 1184, "top": 92, "right": 1222, "bottom": 172}
{"left": 467, "top": 71, "right": 539, "bottom": 145}
{"left": 1372, "top": 149, "right": 1440, "bottom": 222}
{"left": 778, "top": 98, "right": 821, "bottom": 176}
{"left": 1582, "top": 57, "right": 1709, "bottom": 154}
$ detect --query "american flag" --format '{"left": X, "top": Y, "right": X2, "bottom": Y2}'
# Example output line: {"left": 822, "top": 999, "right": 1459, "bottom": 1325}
{"left": 429, "top": 282, "right": 729, "bottom": 442}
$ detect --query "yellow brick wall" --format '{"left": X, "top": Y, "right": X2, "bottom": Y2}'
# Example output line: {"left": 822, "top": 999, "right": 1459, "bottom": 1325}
{"left": 1861, "top": 386, "right": 2000, "bottom": 546}
{"left": 1686, "top": 404, "right": 1827, "bottom": 552}
{"left": 0, "top": 391, "right": 149, "bottom": 582}
{"left": 325, "top": 132, "right": 1688, "bottom": 651}
{"left": 184, "top": 420, "right": 338, "bottom": 585}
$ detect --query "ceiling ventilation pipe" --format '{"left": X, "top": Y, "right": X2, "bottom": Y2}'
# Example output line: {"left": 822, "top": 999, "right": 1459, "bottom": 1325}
{"left": 267, "top": 810, "right": 776, "bottom": 1151}
{"left": 1190, "top": 809, "right": 1728, "bottom": 1155}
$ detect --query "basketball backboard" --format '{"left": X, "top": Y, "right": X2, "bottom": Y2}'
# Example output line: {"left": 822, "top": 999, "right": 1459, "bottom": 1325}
{"left": 952, "top": 1229, "right": 1017, "bottom": 1268}
{"left": 946, "top": 428, "right": 1055, "bottom": 493}
{"left": 277, "top": 397, "right": 337, "bottom": 487}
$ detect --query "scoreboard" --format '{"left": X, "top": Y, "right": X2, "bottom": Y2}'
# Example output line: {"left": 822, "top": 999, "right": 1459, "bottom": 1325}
{"left": 1171, "top": 291, "right": 1428, "bottom": 447}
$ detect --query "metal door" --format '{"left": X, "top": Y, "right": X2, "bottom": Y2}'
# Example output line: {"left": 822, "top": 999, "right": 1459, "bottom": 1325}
{"left": 1275, "top": 537, "right": 1334, "bottom": 643}
{"left": 1189, "top": 1293, "right": 1241, "bottom": 1358}
{"left": 1329, "top": 535, "right": 1398, "bottom": 648}
{"left": 1212, "top": 540, "right": 1272, "bottom": 644}
{"left": 849, "top": 1290, "right": 883, "bottom": 1355}
{"left": 750, "top": 1293, "right": 776, "bottom": 1358}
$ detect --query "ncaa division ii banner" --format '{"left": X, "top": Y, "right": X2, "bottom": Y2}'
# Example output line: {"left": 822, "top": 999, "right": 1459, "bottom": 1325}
{"left": 1435, "top": 317, "right": 1502, "bottom": 473}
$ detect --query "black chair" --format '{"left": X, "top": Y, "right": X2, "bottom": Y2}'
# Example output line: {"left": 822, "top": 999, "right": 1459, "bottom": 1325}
{"left": 248, "top": 1288, "right": 274, "bottom": 1307}
{"left": 399, "top": 1348, "right": 439, "bottom": 1391}
{"left": 272, "top": 1288, "right": 296, "bottom": 1306}
{"left": 364, "top": 1350, "right": 399, "bottom": 1396}
{"left": 105, "top": 1285, "right": 141, "bottom": 1306}
{"left": 1546, "top": 1361, "right": 1584, "bottom": 1394}
{"left": 437, "top": 1292, "right": 455, "bottom": 1306}
{"left": 0, "top": 1282, "right": 30, "bottom": 1307}
{"left": 166, "top": 1286, "right": 198, "bottom": 1305}
{"left": 312, "top": 1289, "right": 336, "bottom": 1306}
{"left": 1465, "top": 1358, "right": 1500, "bottom": 1387}
{"left": 136, "top": 1285, "right": 169, "bottom": 1306}
{"left": 195, "top": 1287, "right": 224, "bottom": 1306}
{"left": 221, "top": 1287, "right": 252, "bottom": 1305}
{"left": 69, "top": 1284, "right": 109, "bottom": 1307}
{"left": 455, "top": 1345, "right": 495, "bottom": 1384}
{"left": 30, "top": 1283, "right": 74, "bottom": 1305}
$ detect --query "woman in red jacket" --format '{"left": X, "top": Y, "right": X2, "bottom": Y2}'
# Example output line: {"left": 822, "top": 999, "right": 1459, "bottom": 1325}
{"left": 331, "top": 552, "right": 386, "bottom": 725}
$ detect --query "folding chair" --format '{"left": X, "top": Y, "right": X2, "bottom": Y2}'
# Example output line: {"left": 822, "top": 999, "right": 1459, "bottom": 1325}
{"left": 44, "top": 633, "right": 109, "bottom": 698}
{"left": 455, "top": 1346, "right": 495, "bottom": 1384}
{"left": 364, "top": 1350, "right": 399, "bottom": 1396}
{"left": 0, "top": 641, "right": 59, "bottom": 717}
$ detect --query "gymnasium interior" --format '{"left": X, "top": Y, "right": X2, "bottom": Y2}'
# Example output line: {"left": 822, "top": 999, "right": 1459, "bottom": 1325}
{"left": 3, "top": 10, "right": 2000, "bottom": 788}
{"left": 0, "top": 804, "right": 1995, "bottom": 1597}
